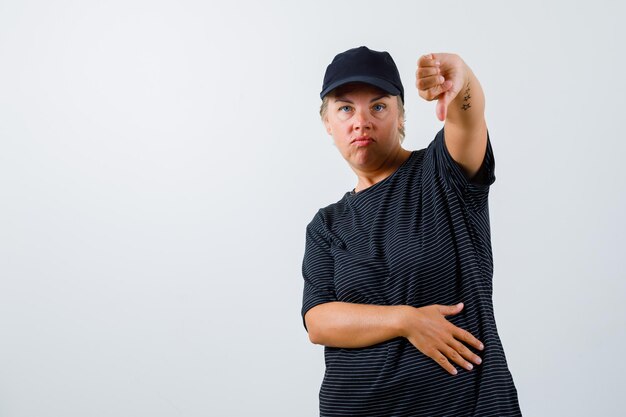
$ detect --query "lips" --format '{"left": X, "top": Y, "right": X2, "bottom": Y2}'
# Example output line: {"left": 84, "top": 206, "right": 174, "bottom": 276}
{"left": 351, "top": 136, "right": 375, "bottom": 146}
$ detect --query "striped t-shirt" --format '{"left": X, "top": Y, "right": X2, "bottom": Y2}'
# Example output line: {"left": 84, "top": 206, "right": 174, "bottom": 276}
{"left": 301, "top": 128, "right": 522, "bottom": 416}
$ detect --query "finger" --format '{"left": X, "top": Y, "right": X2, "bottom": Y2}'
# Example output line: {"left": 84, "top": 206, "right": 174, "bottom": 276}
{"left": 450, "top": 339, "right": 483, "bottom": 366}
{"left": 430, "top": 349, "right": 458, "bottom": 376}
{"left": 418, "top": 53, "right": 439, "bottom": 68}
{"left": 421, "top": 79, "right": 453, "bottom": 102}
{"left": 436, "top": 99, "right": 447, "bottom": 121}
{"left": 454, "top": 327, "right": 484, "bottom": 351}
{"left": 443, "top": 345, "right": 474, "bottom": 371}
{"left": 417, "top": 74, "right": 446, "bottom": 91}
{"left": 437, "top": 302, "right": 463, "bottom": 316}
{"left": 435, "top": 83, "right": 455, "bottom": 121}
{"left": 416, "top": 66, "right": 439, "bottom": 79}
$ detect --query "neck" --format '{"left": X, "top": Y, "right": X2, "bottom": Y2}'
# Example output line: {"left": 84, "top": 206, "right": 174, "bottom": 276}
{"left": 353, "top": 147, "right": 412, "bottom": 193}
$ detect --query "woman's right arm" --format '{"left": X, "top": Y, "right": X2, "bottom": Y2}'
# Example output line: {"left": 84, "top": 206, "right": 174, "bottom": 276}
{"left": 304, "top": 301, "right": 485, "bottom": 375}
{"left": 305, "top": 302, "right": 407, "bottom": 347}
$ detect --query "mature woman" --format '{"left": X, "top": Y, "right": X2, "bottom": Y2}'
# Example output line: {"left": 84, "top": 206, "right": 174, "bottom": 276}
{"left": 301, "top": 46, "right": 522, "bottom": 416}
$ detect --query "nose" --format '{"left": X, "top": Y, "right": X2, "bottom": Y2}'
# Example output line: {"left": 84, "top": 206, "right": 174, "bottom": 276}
{"left": 353, "top": 107, "right": 372, "bottom": 131}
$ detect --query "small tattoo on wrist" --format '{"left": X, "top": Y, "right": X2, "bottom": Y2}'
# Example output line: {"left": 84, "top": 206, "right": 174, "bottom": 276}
{"left": 461, "top": 82, "right": 471, "bottom": 111}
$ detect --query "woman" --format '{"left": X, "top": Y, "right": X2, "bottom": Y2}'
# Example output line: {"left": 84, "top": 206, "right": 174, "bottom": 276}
{"left": 301, "top": 46, "right": 522, "bottom": 416}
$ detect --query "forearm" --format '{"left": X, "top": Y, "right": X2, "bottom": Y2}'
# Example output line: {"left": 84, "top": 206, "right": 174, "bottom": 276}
{"left": 305, "top": 302, "right": 409, "bottom": 348}
{"left": 443, "top": 63, "right": 488, "bottom": 178}
{"left": 304, "top": 300, "right": 485, "bottom": 374}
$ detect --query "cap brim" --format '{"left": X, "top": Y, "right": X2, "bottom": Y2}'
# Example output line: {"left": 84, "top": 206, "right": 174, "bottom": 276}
{"left": 320, "top": 76, "right": 402, "bottom": 100}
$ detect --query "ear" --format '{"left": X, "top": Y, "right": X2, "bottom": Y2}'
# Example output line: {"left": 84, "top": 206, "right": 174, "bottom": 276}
{"left": 397, "top": 114, "right": 405, "bottom": 142}
{"left": 323, "top": 116, "right": 332, "bottom": 136}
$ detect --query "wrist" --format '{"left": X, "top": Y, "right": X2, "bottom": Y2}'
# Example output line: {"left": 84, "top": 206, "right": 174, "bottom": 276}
{"left": 452, "top": 65, "right": 474, "bottom": 105}
{"left": 392, "top": 305, "right": 414, "bottom": 338}
{"left": 447, "top": 66, "right": 484, "bottom": 125}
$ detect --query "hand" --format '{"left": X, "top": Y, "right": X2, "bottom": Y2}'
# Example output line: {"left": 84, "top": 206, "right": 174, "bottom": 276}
{"left": 400, "top": 302, "right": 484, "bottom": 375}
{"left": 416, "top": 53, "right": 469, "bottom": 121}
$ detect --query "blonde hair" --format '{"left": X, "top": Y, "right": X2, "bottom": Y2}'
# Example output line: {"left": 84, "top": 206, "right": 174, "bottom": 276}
{"left": 319, "top": 95, "right": 406, "bottom": 143}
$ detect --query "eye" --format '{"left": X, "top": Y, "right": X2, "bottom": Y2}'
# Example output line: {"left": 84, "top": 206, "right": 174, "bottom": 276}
{"left": 372, "top": 103, "right": 386, "bottom": 112}
{"left": 339, "top": 105, "right": 352, "bottom": 112}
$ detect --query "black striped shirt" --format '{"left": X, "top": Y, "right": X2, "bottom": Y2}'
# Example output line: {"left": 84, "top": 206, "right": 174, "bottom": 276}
{"left": 301, "top": 128, "right": 522, "bottom": 416}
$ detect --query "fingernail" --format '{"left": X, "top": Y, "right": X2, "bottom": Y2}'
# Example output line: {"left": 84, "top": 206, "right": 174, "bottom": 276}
{"left": 452, "top": 368, "right": 458, "bottom": 375}
{"left": 479, "top": 343, "right": 484, "bottom": 350}
{"left": 476, "top": 357, "right": 482, "bottom": 364}
{"left": 467, "top": 363, "right": 473, "bottom": 370}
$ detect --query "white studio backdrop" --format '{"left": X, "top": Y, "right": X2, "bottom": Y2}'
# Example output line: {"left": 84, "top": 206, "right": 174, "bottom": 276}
{"left": 1, "top": 1, "right": 624, "bottom": 416}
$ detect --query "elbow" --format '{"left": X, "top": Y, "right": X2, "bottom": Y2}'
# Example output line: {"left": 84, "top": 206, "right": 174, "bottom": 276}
{"left": 308, "top": 327, "right": 326, "bottom": 345}
{"left": 304, "top": 311, "right": 325, "bottom": 345}
{"left": 308, "top": 331, "right": 322, "bottom": 345}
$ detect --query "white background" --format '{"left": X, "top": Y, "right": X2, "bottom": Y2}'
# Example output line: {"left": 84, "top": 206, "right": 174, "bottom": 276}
{"left": 1, "top": 1, "right": 624, "bottom": 416}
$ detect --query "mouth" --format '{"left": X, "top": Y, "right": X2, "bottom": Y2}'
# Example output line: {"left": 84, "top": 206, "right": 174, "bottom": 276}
{"left": 351, "top": 136, "right": 375, "bottom": 146}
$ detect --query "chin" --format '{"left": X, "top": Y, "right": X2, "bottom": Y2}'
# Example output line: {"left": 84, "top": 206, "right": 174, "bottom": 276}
{"left": 346, "top": 150, "right": 377, "bottom": 167}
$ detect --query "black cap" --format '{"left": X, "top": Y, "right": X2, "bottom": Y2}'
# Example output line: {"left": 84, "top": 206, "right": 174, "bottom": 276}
{"left": 320, "top": 46, "right": 404, "bottom": 102}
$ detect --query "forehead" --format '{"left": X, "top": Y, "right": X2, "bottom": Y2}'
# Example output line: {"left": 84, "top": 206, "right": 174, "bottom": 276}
{"left": 329, "top": 82, "right": 389, "bottom": 100}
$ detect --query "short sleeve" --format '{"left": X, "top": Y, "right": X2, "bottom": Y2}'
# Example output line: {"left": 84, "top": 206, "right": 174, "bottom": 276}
{"left": 430, "top": 127, "right": 495, "bottom": 212}
{"left": 301, "top": 211, "right": 337, "bottom": 331}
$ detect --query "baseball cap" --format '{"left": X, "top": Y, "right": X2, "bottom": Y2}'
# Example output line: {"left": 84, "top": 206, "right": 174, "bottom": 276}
{"left": 320, "top": 46, "right": 404, "bottom": 102}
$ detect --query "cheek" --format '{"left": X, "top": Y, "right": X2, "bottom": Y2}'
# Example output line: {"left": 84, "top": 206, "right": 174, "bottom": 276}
{"left": 324, "top": 116, "right": 338, "bottom": 134}
{"left": 375, "top": 114, "right": 392, "bottom": 129}
{"left": 328, "top": 117, "right": 351, "bottom": 134}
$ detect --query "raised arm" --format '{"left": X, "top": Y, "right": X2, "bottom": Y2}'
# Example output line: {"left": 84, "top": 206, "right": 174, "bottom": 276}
{"left": 304, "top": 301, "right": 484, "bottom": 376}
{"left": 416, "top": 53, "right": 488, "bottom": 179}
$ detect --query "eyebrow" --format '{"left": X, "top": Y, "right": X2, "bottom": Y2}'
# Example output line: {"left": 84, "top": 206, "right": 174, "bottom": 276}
{"left": 333, "top": 94, "right": 390, "bottom": 104}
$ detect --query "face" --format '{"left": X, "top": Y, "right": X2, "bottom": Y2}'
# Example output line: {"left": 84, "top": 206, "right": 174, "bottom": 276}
{"left": 323, "top": 83, "right": 404, "bottom": 172}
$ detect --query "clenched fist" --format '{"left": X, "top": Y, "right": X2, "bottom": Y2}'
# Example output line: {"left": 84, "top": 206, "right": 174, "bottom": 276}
{"left": 416, "top": 53, "right": 472, "bottom": 121}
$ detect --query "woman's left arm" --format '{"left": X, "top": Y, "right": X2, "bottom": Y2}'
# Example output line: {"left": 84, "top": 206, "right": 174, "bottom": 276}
{"left": 416, "top": 53, "right": 488, "bottom": 179}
